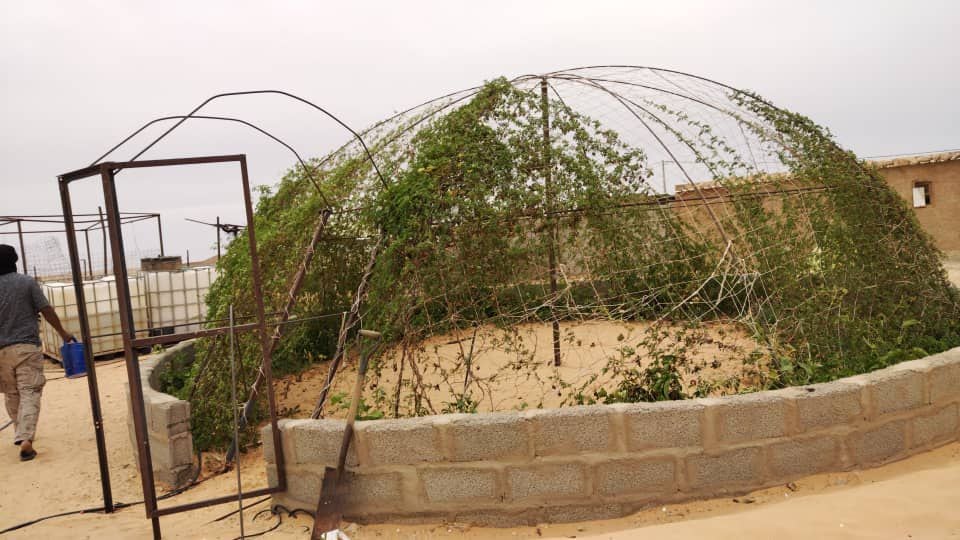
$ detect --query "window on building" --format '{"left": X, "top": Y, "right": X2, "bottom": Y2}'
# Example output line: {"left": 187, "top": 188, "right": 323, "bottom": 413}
{"left": 912, "top": 182, "right": 932, "bottom": 208}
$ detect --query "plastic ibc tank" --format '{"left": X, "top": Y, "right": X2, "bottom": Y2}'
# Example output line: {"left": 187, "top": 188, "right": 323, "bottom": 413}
{"left": 40, "top": 275, "right": 147, "bottom": 360}
{"left": 144, "top": 266, "right": 217, "bottom": 336}
{"left": 40, "top": 282, "right": 74, "bottom": 359}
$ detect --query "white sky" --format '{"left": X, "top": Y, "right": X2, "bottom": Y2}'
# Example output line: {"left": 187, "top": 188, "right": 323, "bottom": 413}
{"left": 1, "top": 0, "right": 958, "bottom": 269}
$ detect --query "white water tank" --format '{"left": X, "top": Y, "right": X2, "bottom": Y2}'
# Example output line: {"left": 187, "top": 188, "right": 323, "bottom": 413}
{"left": 142, "top": 266, "right": 216, "bottom": 336}
{"left": 40, "top": 275, "right": 148, "bottom": 359}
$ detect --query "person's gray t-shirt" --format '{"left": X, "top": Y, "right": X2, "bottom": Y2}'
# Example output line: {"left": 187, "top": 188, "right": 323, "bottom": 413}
{"left": 0, "top": 273, "right": 50, "bottom": 348}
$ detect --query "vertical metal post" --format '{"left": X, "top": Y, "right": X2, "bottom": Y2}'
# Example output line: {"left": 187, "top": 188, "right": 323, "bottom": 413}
{"left": 156, "top": 214, "right": 165, "bottom": 257}
{"left": 228, "top": 305, "right": 246, "bottom": 538}
{"left": 216, "top": 216, "right": 222, "bottom": 260}
{"left": 540, "top": 78, "right": 562, "bottom": 367}
{"left": 239, "top": 156, "right": 287, "bottom": 491}
{"left": 98, "top": 206, "right": 108, "bottom": 276}
{"left": 100, "top": 166, "right": 162, "bottom": 539}
{"left": 84, "top": 229, "right": 94, "bottom": 279}
{"left": 16, "top": 220, "right": 27, "bottom": 274}
{"left": 662, "top": 160, "right": 667, "bottom": 194}
{"left": 57, "top": 176, "right": 114, "bottom": 513}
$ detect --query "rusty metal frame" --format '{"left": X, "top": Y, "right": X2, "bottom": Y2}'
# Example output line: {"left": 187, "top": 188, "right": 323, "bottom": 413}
{"left": 57, "top": 154, "right": 287, "bottom": 540}
{"left": 0, "top": 211, "right": 163, "bottom": 279}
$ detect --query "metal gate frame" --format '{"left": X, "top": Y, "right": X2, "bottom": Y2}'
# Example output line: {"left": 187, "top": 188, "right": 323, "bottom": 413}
{"left": 57, "top": 154, "right": 287, "bottom": 539}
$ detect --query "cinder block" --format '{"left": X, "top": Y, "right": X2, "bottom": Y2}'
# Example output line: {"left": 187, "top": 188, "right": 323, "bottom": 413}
{"left": 342, "top": 471, "right": 405, "bottom": 508}
{"left": 266, "top": 464, "right": 279, "bottom": 488}
{"left": 419, "top": 466, "right": 498, "bottom": 503}
{"left": 262, "top": 424, "right": 276, "bottom": 464}
{"left": 912, "top": 404, "right": 959, "bottom": 448}
{"left": 767, "top": 436, "right": 838, "bottom": 478}
{"left": 867, "top": 369, "right": 925, "bottom": 417}
{"left": 289, "top": 419, "right": 358, "bottom": 467}
{"left": 595, "top": 457, "right": 675, "bottom": 497}
{"left": 507, "top": 461, "right": 588, "bottom": 501}
{"left": 285, "top": 467, "right": 324, "bottom": 504}
{"left": 171, "top": 430, "right": 193, "bottom": 464}
{"left": 929, "top": 357, "right": 960, "bottom": 404}
{"left": 447, "top": 413, "right": 531, "bottom": 462}
{"left": 527, "top": 406, "right": 616, "bottom": 456}
{"left": 847, "top": 419, "right": 907, "bottom": 465}
{"left": 712, "top": 392, "right": 788, "bottom": 444}
{"left": 144, "top": 393, "right": 175, "bottom": 435}
{"left": 149, "top": 400, "right": 190, "bottom": 436}
{"left": 149, "top": 431, "right": 193, "bottom": 470}
{"left": 542, "top": 503, "right": 626, "bottom": 524}
{"left": 793, "top": 382, "right": 864, "bottom": 432}
{"left": 686, "top": 446, "right": 763, "bottom": 490}
{"left": 451, "top": 510, "right": 537, "bottom": 528}
{"left": 166, "top": 401, "right": 191, "bottom": 426}
{"left": 262, "top": 420, "right": 296, "bottom": 465}
{"left": 359, "top": 417, "right": 443, "bottom": 465}
{"left": 619, "top": 401, "right": 704, "bottom": 450}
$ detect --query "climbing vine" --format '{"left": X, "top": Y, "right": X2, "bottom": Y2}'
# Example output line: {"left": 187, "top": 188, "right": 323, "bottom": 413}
{"left": 164, "top": 72, "right": 960, "bottom": 452}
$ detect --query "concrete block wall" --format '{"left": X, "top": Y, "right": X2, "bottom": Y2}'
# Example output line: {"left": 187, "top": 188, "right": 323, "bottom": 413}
{"left": 263, "top": 347, "right": 960, "bottom": 526}
{"left": 125, "top": 340, "right": 196, "bottom": 488}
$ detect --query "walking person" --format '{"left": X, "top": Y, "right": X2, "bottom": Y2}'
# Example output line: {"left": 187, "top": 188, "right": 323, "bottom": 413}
{"left": 0, "top": 244, "right": 74, "bottom": 461}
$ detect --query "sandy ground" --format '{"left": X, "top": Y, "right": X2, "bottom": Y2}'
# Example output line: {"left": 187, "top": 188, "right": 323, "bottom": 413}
{"left": 1, "top": 349, "right": 959, "bottom": 539}
{"left": 278, "top": 320, "right": 762, "bottom": 420}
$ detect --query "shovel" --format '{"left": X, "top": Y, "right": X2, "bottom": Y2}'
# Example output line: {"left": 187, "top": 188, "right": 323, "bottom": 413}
{"left": 311, "top": 329, "right": 382, "bottom": 540}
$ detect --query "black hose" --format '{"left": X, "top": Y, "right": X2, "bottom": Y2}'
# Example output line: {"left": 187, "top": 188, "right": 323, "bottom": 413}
{"left": 230, "top": 508, "right": 282, "bottom": 540}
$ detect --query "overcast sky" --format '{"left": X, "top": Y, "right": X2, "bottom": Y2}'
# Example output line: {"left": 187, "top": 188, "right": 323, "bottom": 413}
{"left": 2, "top": 1, "right": 958, "bottom": 271}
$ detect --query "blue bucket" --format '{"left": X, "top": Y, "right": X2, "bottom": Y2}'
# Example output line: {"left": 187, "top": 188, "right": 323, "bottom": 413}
{"left": 61, "top": 342, "right": 87, "bottom": 379}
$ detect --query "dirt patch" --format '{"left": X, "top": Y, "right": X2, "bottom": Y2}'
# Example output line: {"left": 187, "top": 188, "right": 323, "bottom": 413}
{"left": 276, "top": 319, "right": 764, "bottom": 420}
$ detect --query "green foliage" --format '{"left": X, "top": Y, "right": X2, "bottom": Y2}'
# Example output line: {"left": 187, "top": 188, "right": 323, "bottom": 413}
{"left": 726, "top": 93, "right": 960, "bottom": 383}
{"left": 155, "top": 349, "right": 191, "bottom": 396}
{"left": 178, "top": 76, "right": 960, "bottom": 451}
{"left": 328, "top": 391, "right": 386, "bottom": 421}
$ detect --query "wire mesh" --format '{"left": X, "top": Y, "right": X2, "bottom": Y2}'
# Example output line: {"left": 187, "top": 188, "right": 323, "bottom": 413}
{"left": 206, "top": 66, "right": 959, "bottom": 421}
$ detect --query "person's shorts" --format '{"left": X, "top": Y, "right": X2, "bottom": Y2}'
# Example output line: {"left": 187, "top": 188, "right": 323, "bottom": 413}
{"left": 0, "top": 343, "right": 45, "bottom": 393}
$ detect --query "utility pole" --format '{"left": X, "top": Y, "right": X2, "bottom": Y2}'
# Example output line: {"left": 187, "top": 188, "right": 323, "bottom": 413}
{"left": 16, "top": 219, "right": 27, "bottom": 274}
{"left": 541, "top": 78, "right": 562, "bottom": 367}
{"left": 216, "top": 215, "right": 222, "bottom": 259}
{"left": 84, "top": 229, "right": 93, "bottom": 279}
{"left": 156, "top": 214, "right": 165, "bottom": 257}
{"left": 98, "top": 206, "right": 108, "bottom": 276}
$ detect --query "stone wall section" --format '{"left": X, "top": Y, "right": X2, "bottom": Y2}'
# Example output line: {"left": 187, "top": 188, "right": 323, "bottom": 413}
{"left": 125, "top": 340, "right": 196, "bottom": 488}
{"left": 263, "top": 347, "right": 960, "bottom": 525}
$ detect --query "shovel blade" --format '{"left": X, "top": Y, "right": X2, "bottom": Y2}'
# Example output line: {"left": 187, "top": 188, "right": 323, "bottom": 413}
{"left": 311, "top": 467, "right": 344, "bottom": 538}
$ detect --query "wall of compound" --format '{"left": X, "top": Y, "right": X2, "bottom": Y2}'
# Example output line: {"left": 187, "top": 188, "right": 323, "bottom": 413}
{"left": 262, "top": 347, "right": 960, "bottom": 525}
{"left": 125, "top": 340, "right": 196, "bottom": 489}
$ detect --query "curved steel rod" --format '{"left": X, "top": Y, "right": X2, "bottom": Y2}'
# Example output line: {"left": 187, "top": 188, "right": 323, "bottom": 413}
{"left": 555, "top": 74, "right": 734, "bottom": 246}
{"left": 91, "top": 90, "right": 387, "bottom": 189}
{"left": 541, "top": 65, "right": 760, "bottom": 104}
{"left": 95, "top": 115, "right": 332, "bottom": 207}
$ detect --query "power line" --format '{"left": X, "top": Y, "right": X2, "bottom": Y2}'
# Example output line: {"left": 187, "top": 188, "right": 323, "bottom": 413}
{"left": 863, "top": 148, "right": 960, "bottom": 159}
